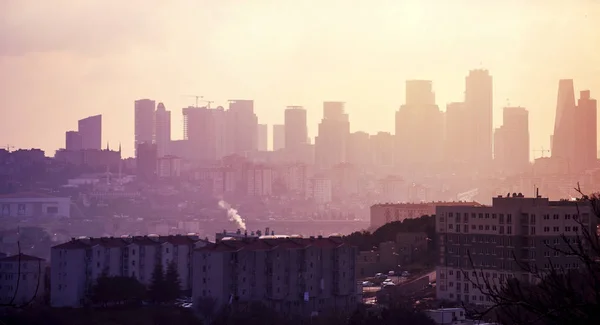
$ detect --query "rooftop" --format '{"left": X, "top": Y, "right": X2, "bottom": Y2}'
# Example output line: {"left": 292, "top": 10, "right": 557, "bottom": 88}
{"left": 197, "top": 235, "right": 348, "bottom": 253}
{"left": 372, "top": 201, "right": 481, "bottom": 208}
{"left": 0, "top": 253, "right": 44, "bottom": 262}
{"left": 53, "top": 234, "right": 208, "bottom": 250}
{"left": 0, "top": 192, "right": 62, "bottom": 199}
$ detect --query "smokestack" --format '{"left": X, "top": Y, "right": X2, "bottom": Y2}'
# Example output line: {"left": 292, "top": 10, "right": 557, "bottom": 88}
{"left": 265, "top": 227, "right": 270, "bottom": 236}
{"left": 271, "top": 231, "right": 274, "bottom": 236}
{"left": 244, "top": 230, "right": 248, "bottom": 237}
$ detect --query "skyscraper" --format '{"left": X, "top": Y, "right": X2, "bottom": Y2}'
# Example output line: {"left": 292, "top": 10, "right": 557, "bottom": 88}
{"left": 574, "top": 90, "right": 597, "bottom": 171}
{"left": 257, "top": 124, "right": 268, "bottom": 151}
{"left": 272, "top": 124, "right": 285, "bottom": 151}
{"left": 315, "top": 102, "right": 350, "bottom": 169}
{"left": 78, "top": 115, "right": 102, "bottom": 150}
{"left": 494, "top": 107, "right": 530, "bottom": 175}
{"left": 228, "top": 100, "right": 258, "bottom": 156}
{"left": 65, "top": 131, "right": 82, "bottom": 151}
{"left": 183, "top": 106, "right": 216, "bottom": 162}
{"left": 395, "top": 81, "right": 444, "bottom": 167}
{"left": 551, "top": 79, "right": 576, "bottom": 163}
{"left": 347, "top": 131, "right": 371, "bottom": 166}
{"left": 465, "top": 69, "right": 493, "bottom": 166}
{"left": 155, "top": 102, "right": 171, "bottom": 158}
{"left": 284, "top": 106, "right": 308, "bottom": 150}
{"left": 444, "top": 102, "right": 468, "bottom": 164}
{"left": 134, "top": 99, "right": 156, "bottom": 157}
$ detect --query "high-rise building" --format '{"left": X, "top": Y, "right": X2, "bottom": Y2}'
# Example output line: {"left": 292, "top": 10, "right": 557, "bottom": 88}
{"left": 183, "top": 106, "right": 216, "bottom": 161}
{"left": 134, "top": 99, "right": 156, "bottom": 157}
{"left": 494, "top": 107, "right": 530, "bottom": 175}
{"left": 346, "top": 131, "right": 371, "bottom": 166}
{"left": 78, "top": 115, "right": 102, "bottom": 150}
{"left": 65, "top": 131, "right": 82, "bottom": 151}
{"left": 315, "top": 102, "right": 350, "bottom": 169}
{"left": 395, "top": 81, "right": 444, "bottom": 167}
{"left": 228, "top": 100, "right": 258, "bottom": 156}
{"left": 465, "top": 70, "right": 493, "bottom": 167}
{"left": 573, "top": 90, "right": 597, "bottom": 171}
{"left": 257, "top": 124, "right": 268, "bottom": 151}
{"left": 436, "top": 194, "right": 597, "bottom": 306}
{"left": 406, "top": 80, "right": 436, "bottom": 106}
{"left": 370, "top": 132, "right": 394, "bottom": 168}
{"left": 284, "top": 106, "right": 308, "bottom": 150}
{"left": 155, "top": 102, "right": 171, "bottom": 158}
{"left": 552, "top": 79, "right": 576, "bottom": 164}
{"left": 445, "top": 102, "right": 468, "bottom": 163}
{"left": 272, "top": 124, "right": 285, "bottom": 151}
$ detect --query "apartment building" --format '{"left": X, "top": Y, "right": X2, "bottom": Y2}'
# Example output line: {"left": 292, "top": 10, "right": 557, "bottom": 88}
{"left": 192, "top": 235, "right": 360, "bottom": 317}
{"left": 436, "top": 193, "right": 597, "bottom": 306}
{"left": 51, "top": 234, "right": 207, "bottom": 307}
{"left": 370, "top": 201, "right": 481, "bottom": 230}
{"left": 0, "top": 253, "right": 45, "bottom": 305}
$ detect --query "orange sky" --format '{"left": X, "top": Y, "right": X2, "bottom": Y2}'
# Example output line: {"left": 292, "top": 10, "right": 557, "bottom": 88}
{"left": 1, "top": 0, "right": 599, "bottom": 158}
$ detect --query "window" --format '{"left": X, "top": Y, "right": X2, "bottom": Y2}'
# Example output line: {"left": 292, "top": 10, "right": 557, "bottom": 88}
{"left": 492, "top": 225, "right": 497, "bottom": 231}
{"left": 507, "top": 226, "right": 512, "bottom": 235}
{"left": 499, "top": 226, "right": 504, "bottom": 235}
{"left": 499, "top": 214, "right": 505, "bottom": 224}
{"left": 479, "top": 225, "right": 484, "bottom": 230}
{"left": 471, "top": 225, "right": 476, "bottom": 230}
{"left": 485, "top": 225, "right": 490, "bottom": 230}
{"left": 464, "top": 225, "right": 469, "bottom": 233}
{"left": 544, "top": 227, "right": 550, "bottom": 232}
{"left": 553, "top": 226, "right": 559, "bottom": 232}
{"left": 565, "top": 226, "right": 571, "bottom": 232}
{"left": 492, "top": 214, "right": 497, "bottom": 219}
{"left": 449, "top": 224, "right": 454, "bottom": 229}
{"left": 553, "top": 214, "right": 559, "bottom": 220}
{"left": 507, "top": 214, "right": 512, "bottom": 223}
{"left": 573, "top": 226, "right": 579, "bottom": 232}
{"left": 543, "top": 214, "right": 550, "bottom": 220}
{"left": 46, "top": 206, "right": 58, "bottom": 214}
{"left": 530, "top": 214, "right": 536, "bottom": 224}
{"left": 531, "top": 227, "right": 536, "bottom": 235}
{"left": 565, "top": 214, "right": 571, "bottom": 220}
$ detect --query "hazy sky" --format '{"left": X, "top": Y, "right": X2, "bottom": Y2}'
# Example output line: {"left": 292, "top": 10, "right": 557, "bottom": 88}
{"left": 1, "top": 0, "right": 599, "bottom": 158}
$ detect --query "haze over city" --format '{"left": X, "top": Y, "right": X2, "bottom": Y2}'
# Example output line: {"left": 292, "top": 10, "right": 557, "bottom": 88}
{"left": 2, "top": 1, "right": 600, "bottom": 324}
{"left": 1, "top": 0, "right": 599, "bottom": 157}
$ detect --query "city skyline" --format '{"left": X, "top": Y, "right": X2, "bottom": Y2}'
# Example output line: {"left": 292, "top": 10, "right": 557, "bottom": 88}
{"left": 1, "top": 1, "right": 599, "bottom": 157}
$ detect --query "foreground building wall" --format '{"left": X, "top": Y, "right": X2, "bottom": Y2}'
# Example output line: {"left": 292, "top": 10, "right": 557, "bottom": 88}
{"left": 436, "top": 194, "right": 597, "bottom": 306}
{"left": 193, "top": 235, "right": 360, "bottom": 317}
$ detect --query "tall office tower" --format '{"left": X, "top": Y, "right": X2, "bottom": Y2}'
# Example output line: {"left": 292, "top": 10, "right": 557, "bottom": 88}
{"left": 573, "top": 90, "right": 598, "bottom": 171}
{"left": 65, "top": 131, "right": 82, "bottom": 151}
{"left": 284, "top": 106, "right": 308, "bottom": 149}
{"left": 494, "top": 107, "right": 530, "bottom": 175}
{"left": 465, "top": 69, "right": 493, "bottom": 167}
{"left": 183, "top": 106, "right": 216, "bottom": 162}
{"left": 370, "top": 132, "right": 394, "bottom": 168}
{"left": 155, "top": 102, "right": 171, "bottom": 158}
{"left": 257, "top": 124, "right": 268, "bottom": 151}
{"left": 436, "top": 195, "right": 597, "bottom": 306}
{"left": 134, "top": 99, "right": 156, "bottom": 157}
{"left": 315, "top": 102, "right": 350, "bottom": 169}
{"left": 272, "top": 124, "right": 285, "bottom": 151}
{"left": 212, "top": 107, "right": 231, "bottom": 160}
{"left": 347, "top": 131, "right": 371, "bottom": 166}
{"left": 406, "top": 80, "right": 436, "bottom": 106}
{"left": 445, "top": 102, "right": 469, "bottom": 164}
{"left": 552, "top": 79, "right": 576, "bottom": 165}
{"left": 227, "top": 100, "right": 258, "bottom": 156}
{"left": 395, "top": 81, "right": 444, "bottom": 168}
{"left": 77, "top": 115, "right": 102, "bottom": 150}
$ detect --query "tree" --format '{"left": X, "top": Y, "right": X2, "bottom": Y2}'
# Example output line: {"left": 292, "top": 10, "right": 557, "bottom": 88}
{"left": 463, "top": 188, "right": 600, "bottom": 325}
{"left": 90, "top": 274, "right": 146, "bottom": 306}
{"left": 148, "top": 262, "right": 166, "bottom": 303}
{"left": 164, "top": 260, "right": 182, "bottom": 302}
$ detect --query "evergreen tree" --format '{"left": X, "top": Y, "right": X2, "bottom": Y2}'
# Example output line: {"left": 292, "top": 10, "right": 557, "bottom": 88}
{"left": 164, "top": 260, "right": 182, "bottom": 302}
{"left": 148, "top": 262, "right": 165, "bottom": 303}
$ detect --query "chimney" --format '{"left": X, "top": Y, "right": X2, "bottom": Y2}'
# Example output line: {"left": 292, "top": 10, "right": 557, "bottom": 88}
{"left": 236, "top": 229, "right": 241, "bottom": 235}
{"left": 265, "top": 227, "right": 270, "bottom": 236}
{"left": 244, "top": 230, "right": 248, "bottom": 237}
{"left": 271, "top": 231, "right": 274, "bottom": 236}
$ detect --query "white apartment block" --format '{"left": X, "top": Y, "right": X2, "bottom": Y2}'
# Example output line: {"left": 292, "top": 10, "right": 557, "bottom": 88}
{"left": 193, "top": 235, "right": 361, "bottom": 317}
{"left": 51, "top": 234, "right": 207, "bottom": 307}
{"left": 436, "top": 193, "right": 597, "bottom": 306}
{"left": 0, "top": 254, "right": 45, "bottom": 305}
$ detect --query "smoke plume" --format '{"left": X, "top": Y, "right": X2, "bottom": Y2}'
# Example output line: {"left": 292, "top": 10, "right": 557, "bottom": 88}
{"left": 218, "top": 200, "right": 246, "bottom": 231}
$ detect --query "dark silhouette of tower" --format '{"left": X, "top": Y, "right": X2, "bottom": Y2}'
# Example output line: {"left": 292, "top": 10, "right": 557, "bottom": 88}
{"left": 465, "top": 70, "right": 493, "bottom": 168}
{"left": 551, "top": 79, "right": 576, "bottom": 164}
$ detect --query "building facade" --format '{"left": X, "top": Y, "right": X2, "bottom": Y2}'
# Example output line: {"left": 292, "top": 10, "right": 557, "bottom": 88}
{"left": 192, "top": 235, "right": 360, "bottom": 317}
{"left": 155, "top": 102, "right": 171, "bottom": 158}
{"left": 0, "top": 254, "right": 45, "bottom": 305}
{"left": 78, "top": 115, "right": 102, "bottom": 150}
{"left": 0, "top": 193, "right": 71, "bottom": 218}
{"left": 51, "top": 235, "right": 207, "bottom": 307}
{"left": 134, "top": 99, "right": 156, "bottom": 157}
{"left": 370, "top": 202, "right": 481, "bottom": 230}
{"left": 436, "top": 194, "right": 597, "bottom": 306}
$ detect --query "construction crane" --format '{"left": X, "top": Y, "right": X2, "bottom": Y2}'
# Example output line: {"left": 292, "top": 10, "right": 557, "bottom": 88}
{"left": 5, "top": 144, "right": 15, "bottom": 152}
{"left": 532, "top": 147, "right": 550, "bottom": 159}
{"left": 182, "top": 95, "right": 203, "bottom": 108}
{"left": 200, "top": 99, "right": 214, "bottom": 109}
